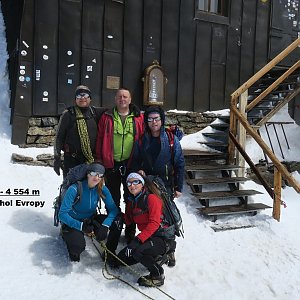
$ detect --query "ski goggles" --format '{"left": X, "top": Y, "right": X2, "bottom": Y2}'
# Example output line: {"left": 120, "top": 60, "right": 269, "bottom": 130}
{"left": 89, "top": 171, "right": 104, "bottom": 178}
{"left": 126, "top": 180, "right": 143, "bottom": 187}
{"left": 76, "top": 92, "right": 90, "bottom": 99}
{"left": 147, "top": 116, "right": 161, "bottom": 122}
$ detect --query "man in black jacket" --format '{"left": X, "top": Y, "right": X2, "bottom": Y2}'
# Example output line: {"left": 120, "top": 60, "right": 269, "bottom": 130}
{"left": 54, "top": 85, "right": 106, "bottom": 177}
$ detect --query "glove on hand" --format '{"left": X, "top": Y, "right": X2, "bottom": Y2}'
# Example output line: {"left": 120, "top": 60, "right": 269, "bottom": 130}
{"left": 125, "top": 237, "right": 141, "bottom": 257}
{"left": 96, "top": 224, "right": 109, "bottom": 242}
{"left": 82, "top": 219, "right": 94, "bottom": 234}
{"left": 54, "top": 156, "right": 62, "bottom": 176}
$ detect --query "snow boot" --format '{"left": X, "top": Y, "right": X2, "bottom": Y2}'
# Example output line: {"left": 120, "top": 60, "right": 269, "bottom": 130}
{"left": 69, "top": 253, "right": 80, "bottom": 262}
{"left": 137, "top": 273, "right": 165, "bottom": 287}
{"left": 167, "top": 251, "right": 176, "bottom": 267}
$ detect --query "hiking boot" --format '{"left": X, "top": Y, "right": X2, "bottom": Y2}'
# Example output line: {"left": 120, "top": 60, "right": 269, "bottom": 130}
{"left": 155, "top": 253, "right": 169, "bottom": 266}
{"left": 69, "top": 253, "right": 80, "bottom": 262}
{"left": 137, "top": 273, "right": 165, "bottom": 287}
{"left": 167, "top": 251, "right": 176, "bottom": 267}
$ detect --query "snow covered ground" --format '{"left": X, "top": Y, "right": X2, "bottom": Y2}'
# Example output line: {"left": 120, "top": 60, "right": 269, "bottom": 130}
{"left": 1, "top": 8, "right": 300, "bottom": 300}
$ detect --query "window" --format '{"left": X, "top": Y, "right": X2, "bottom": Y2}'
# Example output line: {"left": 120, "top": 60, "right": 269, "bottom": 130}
{"left": 198, "top": 0, "right": 228, "bottom": 17}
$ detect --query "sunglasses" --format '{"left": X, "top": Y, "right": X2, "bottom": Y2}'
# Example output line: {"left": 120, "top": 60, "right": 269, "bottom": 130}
{"left": 89, "top": 171, "right": 104, "bottom": 178}
{"left": 126, "top": 180, "right": 142, "bottom": 187}
{"left": 76, "top": 93, "right": 90, "bottom": 99}
{"left": 147, "top": 116, "right": 161, "bottom": 122}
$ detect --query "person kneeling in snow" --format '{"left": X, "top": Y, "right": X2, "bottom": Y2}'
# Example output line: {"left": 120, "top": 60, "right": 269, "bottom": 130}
{"left": 59, "top": 163, "right": 123, "bottom": 263}
{"left": 116, "top": 172, "right": 176, "bottom": 287}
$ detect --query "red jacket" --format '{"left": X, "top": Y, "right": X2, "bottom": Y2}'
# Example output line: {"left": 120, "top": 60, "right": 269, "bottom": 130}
{"left": 95, "top": 104, "right": 144, "bottom": 168}
{"left": 124, "top": 192, "right": 163, "bottom": 243}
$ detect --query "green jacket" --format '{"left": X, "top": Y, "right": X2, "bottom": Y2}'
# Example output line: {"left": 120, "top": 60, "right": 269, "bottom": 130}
{"left": 113, "top": 108, "right": 134, "bottom": 162}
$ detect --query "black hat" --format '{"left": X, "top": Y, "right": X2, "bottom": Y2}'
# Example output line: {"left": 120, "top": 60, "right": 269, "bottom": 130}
{"left": 87, "top": 163, "right": 105, "bottom": 175}
{"left": 75, "top": 85, "right": 92, "bottom": 99}
{"left": 144, "top": 105, "right": 165, "bottom": 126}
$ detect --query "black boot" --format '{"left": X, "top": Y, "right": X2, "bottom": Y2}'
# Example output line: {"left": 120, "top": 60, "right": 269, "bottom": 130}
{"left": 167, "top": 251, "right": 176, "bottom": 267}
{"left": 69, "top": 253, "right": 80, "bottom": 262}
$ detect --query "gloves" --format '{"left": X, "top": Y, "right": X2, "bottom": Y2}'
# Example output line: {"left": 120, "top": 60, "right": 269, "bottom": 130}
{"left": 125, "top": 237, "right": 141, "bottom": 257}
{"left": 96, "top": 224, "right": 109, "bottom": 242}
{"left": 54, "top": 156, "right": 62, "bottom": 176}
{"left": 82, "top": 219, "right": 94, "bottom": 235}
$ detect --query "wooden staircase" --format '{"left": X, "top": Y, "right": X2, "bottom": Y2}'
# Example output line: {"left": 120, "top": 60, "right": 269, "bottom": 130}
{"left": 184, "top": 38, "right": 300, "bottom": 222}
{"left": 184, "top": 115, "right": 271, "bottom": 221}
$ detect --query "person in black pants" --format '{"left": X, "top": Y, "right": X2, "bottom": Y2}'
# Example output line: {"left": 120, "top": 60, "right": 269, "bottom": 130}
{"left": 116, "top": 173, "right": 176, "bottom": 287}
{"left": 59, "top": 163, "right": 123, "bottom": 263}
{"left": 54, "top": 85, "right": 106, "bottom": 178}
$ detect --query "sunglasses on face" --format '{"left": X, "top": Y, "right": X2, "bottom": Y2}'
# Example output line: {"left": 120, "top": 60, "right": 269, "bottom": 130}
{"left": 76, "top": 93, "right": 90, "bottom": 99}
{"left": 89, "top": 171, "right": 104, "bottom": 178}
{"left": 126, "top": 180, "right": 142, "bottom": 187}
{"left": 147, "top": 116, "right": 161, "bottom": 122}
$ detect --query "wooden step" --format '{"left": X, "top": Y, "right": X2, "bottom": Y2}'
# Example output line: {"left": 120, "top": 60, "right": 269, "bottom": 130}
{"left": 183, "top": 149, "right": 226, "bottom": 158}
{"left": 199, "top": 141, "right": 228, "bottom": 147}
{"left": 192, "top": 189, "right": 263, "bottom": 200}
{"left": 202, "top": 132, "right": 228, "bottom": 139}
{"left": 185, "top": 163, "right": 241, "bottom": 172}
{"left": 186, "top": 177, "right": 249, "bottom": 185}
{"left": 199, "top": 203, "right": 272, "bottom": 217}
{"left": 209, "top": 123, "right": 229, "bottom": 130}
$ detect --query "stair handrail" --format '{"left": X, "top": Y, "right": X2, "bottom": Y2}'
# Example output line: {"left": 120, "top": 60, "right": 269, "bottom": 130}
{"left": 231, "top": 37, "right": 300, "bottom": 100}
{"left": 228, "top": 38, "right": 300, "bottom": 221}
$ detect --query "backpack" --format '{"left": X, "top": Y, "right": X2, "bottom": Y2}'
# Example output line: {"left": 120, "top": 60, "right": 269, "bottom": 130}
{"left": 146, "top": 175, "right": 184, "bottom": 238}
{"left": 53, "top": 164, "right": 90, "bottom": 227}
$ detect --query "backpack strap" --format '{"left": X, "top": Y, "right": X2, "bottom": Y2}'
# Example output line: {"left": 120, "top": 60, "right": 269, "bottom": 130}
{"left": 165, "top": 128, "right": 174, "bottom": 165}
{"left": 73, "top": 181, "right": 83, "bottom": 206}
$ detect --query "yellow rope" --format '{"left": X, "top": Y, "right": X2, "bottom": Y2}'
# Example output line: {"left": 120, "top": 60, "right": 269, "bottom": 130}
{"left": 91, "top": 237, "right": 176, "bottom": 300}
{"left": 75, "top": 106, "right": 94, "bottom": 163}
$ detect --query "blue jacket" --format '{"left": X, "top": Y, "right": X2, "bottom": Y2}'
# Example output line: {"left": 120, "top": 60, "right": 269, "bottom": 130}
{"left": 132, "top": 127, "right": 185, "bottom": 192}
{"left": 58, "top": 179, "right": 119, "bottom": 231}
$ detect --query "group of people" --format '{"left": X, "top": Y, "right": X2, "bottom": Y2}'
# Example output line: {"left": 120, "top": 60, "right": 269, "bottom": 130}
{"left": 54, "top": 85, "right": 185, "bottom": 287}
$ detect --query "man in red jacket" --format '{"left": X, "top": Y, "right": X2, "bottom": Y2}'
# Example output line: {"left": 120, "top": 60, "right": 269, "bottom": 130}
{"left": 95, "top": 88, "right": 144, "bottom": 242}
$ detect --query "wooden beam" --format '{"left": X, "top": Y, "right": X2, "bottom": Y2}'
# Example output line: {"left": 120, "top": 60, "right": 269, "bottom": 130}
{"left": 237, "top": 90, "right": 247, "bottom": 177}
{"left": 231, "top": 38, "right": 300, "bottom": 99}
{"left": 228, "top": 96, "right": 238, "bottom": 164}
{"left": 229, "top": 131, "right": 274, "bottom": 197}
{"left": 273, "top": 167, "right": 281, "bottom": 221}
{"left": 246, "top": 60, "right": 300, "bottom": 111}
{"left": 231, "top": 105, "right": 300, "bottom": 193}
{"left": 255, "top": 86, "right": 300, "bottom": 127}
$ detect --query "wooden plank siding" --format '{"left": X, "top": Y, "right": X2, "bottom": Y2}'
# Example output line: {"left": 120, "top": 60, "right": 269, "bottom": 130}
{"left": 239, "top": 0, "right": 257, "bottom": 84}
{"left": 57, "top": 0, "right": 82, "bottom": 111}
{"left": 177, "top": 0, "right": 196, "bottom": 111}
{"left": 194, "top": 21, "right": 211, "bottom": 111}
{"left": 161, "top": 0, "right": 180, "bottom": 110}
{"left": 224, "top": 0, "right": 242, "bottom": 104}
{"left": 6, "top": 0, "right": 300, "bottom": 144}
{"left": 81, "top": 0, "right": 105, "bottom": 105}
{"left": 123, "top": 0, "right": 143, "bottom": 104}
{"left": 102, "top": 0, "right": 123, "bottom": 106}
{"left": 33, "top": 0, "right": 58, "bottom": 116}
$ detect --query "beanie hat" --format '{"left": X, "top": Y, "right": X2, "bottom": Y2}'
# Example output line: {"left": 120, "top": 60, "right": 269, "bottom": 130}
{"left": 126, "top": 172, "right": 145, "bottom": 186}
{"left": 88, "top": 163, "right": 105, "bottom": 175}
{"left": 75, "top": 85, "right": 92, "bottom": 99}
{"left": 144, "top": 105, "right": 165, "bottom": 126}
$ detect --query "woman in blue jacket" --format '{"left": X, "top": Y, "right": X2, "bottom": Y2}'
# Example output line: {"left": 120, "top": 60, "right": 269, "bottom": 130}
{"left": 59, "top": 163, "right": 123, "bottom": 262}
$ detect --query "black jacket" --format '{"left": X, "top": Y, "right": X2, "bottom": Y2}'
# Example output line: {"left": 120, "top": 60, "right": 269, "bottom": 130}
{"left": 54, "top": 106, "right": 106, "bottom": 157}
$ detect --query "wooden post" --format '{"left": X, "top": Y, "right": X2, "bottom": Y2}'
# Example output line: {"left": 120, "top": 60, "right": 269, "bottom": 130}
{"left": 273, "top": 167, "right": 282, "bottom": 221}
{"left": 237, "top": 90, "right": 247, "bottom": 177}
{"left": 228, "top": 95, "right": 238, "bottom": 165}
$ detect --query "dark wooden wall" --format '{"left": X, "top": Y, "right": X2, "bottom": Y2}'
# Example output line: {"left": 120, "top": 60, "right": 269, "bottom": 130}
{"left": 1, "top": 0, "right": 299, "bottom": 144}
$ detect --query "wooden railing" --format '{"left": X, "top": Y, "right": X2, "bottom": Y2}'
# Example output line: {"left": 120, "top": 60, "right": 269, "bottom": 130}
{"left": 228, "top": 38, "right": 300, "bottom": 221}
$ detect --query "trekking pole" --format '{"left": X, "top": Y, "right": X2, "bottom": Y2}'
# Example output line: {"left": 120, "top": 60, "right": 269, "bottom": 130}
{"left": 90, "top": 237, "right": 176, "bottom": 300}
